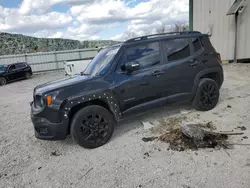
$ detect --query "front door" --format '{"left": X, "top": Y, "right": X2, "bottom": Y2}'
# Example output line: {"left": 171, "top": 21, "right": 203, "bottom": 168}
{"left": 113, "top": 41, "right": 163, "bottom": 112}
{"left": 6, "top": 64, "right": 20, "bottom": 81}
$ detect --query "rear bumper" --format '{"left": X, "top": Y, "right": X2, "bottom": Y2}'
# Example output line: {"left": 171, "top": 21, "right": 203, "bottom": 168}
{"left": 31, "top": 112, "right": 69, "bottom": 140}
{"left": 219, "top": 65, "right": 224, "bottom": 89}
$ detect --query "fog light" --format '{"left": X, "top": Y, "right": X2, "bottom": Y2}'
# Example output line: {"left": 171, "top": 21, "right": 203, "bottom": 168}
{"left": 39, "top": 128, "right": 48, "bottom": 134}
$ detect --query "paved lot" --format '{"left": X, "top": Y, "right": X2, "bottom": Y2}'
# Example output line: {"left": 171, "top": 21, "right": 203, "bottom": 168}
{"left": 1, "top": 64, "right": 250, "bottom": 188}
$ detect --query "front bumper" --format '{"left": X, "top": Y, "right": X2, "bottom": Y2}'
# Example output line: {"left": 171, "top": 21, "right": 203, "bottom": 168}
{"left": 31, "top": 110, "right": 69, "bottom": 140}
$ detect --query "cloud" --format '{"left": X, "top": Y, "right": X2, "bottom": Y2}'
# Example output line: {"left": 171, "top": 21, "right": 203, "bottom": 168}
{"left": 109, "top": 33, "right": 123, "bottom": 41}
{"left": 70, "top": 0, "right": 188, "bottom": 31}
{"left": 0, "top": 0, "right": 189, "bottom": 40}
{"left": 0, "top": 6, "right": 72, "bottom": 33}
{"left": 19, "top": 0, "right": 94, "bottom": 15}
{"left": 70, "top": 0, "right": 130, "bottom": 24}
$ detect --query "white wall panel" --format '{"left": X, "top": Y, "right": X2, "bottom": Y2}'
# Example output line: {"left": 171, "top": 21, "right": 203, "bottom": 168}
{"left": 194, "top": 0, "right": 249, "bottom": 60}
{"left": 0, "top": 49, "right": 98, "bottom": 72}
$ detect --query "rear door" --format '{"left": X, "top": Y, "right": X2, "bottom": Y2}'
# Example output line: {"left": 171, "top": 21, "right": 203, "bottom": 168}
{"left": 159, "top": 37, "right": 204, "bottom": 97}
{"left": 15, "top": 63, "right": 27, "bottom": 78}
{"left": 113, "top": 41, "right": 164, "bottom": 112}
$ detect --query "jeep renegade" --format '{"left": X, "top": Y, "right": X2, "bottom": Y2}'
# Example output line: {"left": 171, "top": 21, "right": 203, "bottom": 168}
{"left": 30, "top": 31, "right": 224, "bottom": 148}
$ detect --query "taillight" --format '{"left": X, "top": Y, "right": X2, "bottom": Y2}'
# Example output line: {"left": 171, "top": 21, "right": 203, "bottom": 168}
{"left": 217, "top": 53, "right": 222, "bottom": 62}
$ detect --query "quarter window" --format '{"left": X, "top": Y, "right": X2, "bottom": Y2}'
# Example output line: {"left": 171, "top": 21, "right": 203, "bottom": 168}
{"left": 192, "top": 38, "right": 202, "bottom": 52}
{"left": 165, "top": 38, "right": 191, "bottom": 62}
{"left": 123, "top": 42, "right": 160, "bottom": 71}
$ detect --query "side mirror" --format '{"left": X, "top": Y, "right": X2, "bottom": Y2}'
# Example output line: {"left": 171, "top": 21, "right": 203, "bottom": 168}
{"left": 125, "top": 61, "right": 140, "bottom": 73}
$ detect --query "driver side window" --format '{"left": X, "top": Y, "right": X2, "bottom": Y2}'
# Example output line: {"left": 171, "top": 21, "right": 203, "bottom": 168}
{"left": 120, "top": 42, "right": 160, "bottom": 72}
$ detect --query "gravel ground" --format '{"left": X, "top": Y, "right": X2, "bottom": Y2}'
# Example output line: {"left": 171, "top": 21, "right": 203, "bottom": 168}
{"left": 1, "top": 64, "right": 250, "bottom": 188}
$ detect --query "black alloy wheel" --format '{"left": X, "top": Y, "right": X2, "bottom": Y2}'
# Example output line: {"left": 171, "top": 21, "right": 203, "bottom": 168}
{"left": 71, "top": 105, "right": 115, "bottom": 148}
{"left": 80, "top": 114, "right": 109, "bottom": 143}
{"left": 193, "top": 78, "right": 219, "bottom": 111}
{"left": 200, "top": 82, "right": 218, "bottom": 107}
{"left": 0, "top": 77, "right": 7, "bottom": 86}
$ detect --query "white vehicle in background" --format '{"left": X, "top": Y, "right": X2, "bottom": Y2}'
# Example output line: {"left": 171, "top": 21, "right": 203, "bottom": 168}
{"left": 64, "top": 48, "right": 102, "bottom": 76}
{"left": 64, "top": 58, "right": 93, "bottom": 76}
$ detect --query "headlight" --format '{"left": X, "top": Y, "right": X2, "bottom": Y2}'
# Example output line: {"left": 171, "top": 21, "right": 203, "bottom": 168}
{"left": 40, "top": 96, "right": 45, "bottom": 106}
{"left": 34, "top": 95, "right": 45, "bottom": 108}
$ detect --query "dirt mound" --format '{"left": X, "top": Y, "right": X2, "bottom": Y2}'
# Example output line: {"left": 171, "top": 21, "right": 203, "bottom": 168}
{"left": 143, "top": 116, "right": 243, "bottom": 151}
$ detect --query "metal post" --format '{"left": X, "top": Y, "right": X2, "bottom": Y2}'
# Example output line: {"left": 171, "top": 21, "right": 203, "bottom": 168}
{"left": 55, "top": 52, "right": 59, "bottom": 70}
{"left": 24, "top": 54, "right": 28, "bottom": 63}
{"left": 79, "top": 50, "right": 82, "bottom": 59}
{"left": 189, "top": 0, "right": 193, "bottom": 31}
{"left": 234, "top": 12, "right": 238, "bottom": 63}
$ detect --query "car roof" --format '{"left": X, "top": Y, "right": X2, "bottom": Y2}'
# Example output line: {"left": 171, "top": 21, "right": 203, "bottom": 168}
{"left": 103, "top": 31, "right": 207, "bottom": 49}
{"left": 123, "top": 31, "right": 207, "bottom": 45}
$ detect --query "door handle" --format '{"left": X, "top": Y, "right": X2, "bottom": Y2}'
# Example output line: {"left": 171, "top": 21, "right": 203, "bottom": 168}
{"left": 152, "top": 71, "right": 164, "bottom": 76}
{"left": 189, "top": 61, "right": 201, "bottom": 68}
{"left": 202, "top": 60, "right": 208, "bottom": 64}
{"left": 140, "top": 82, "right": 149, "bottom": 86}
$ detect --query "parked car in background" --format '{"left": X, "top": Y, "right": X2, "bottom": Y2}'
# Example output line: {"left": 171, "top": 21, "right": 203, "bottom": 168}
{"left": 30, "top": 31, "right": 224, "bottom": 149}
{"left": 0, "top": 62, "right": 33, "bottom": 86}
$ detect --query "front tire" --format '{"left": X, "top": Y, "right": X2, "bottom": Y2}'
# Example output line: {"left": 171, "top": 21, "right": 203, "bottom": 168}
{"left": 70, "top": 105, "right": 115, "bottom": 148}
{"left": 193, "top": 78, "right": 219, "bottom": 111}
{"left": 0, "top": 77, "right": 7, "bottom": 86}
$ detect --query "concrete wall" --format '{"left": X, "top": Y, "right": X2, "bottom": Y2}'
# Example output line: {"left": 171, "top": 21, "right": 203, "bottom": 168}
{"left": 0, "top": 49, "right": 98, "bottom": 73}
{"left": 193, "top": 0, "right": 250, "bottom": 61}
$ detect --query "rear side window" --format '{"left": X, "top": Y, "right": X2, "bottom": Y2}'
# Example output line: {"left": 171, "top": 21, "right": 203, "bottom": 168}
{"left": 15, "top": 63, "right": 26, "bottom": 69}
{"left": 8, "top": 65, "right": 16, "bottom": 71}
{"left": 165, "top": 38, "right": 190, "bottom": 62}
{"left": 192, "top": 38, "right": 202, "bottom": 52}
{"left": 124, "top": 42, "right": 160, "bottom": 70}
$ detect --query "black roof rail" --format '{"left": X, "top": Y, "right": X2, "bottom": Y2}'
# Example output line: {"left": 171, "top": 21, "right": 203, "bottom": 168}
{"left": 124, "top": 31, "right": 201, "bottom": 43}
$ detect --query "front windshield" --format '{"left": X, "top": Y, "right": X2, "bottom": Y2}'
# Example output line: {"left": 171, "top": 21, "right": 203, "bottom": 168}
{"left": 83, "top": 46, "right": 119, "bottom": 76}
{"left": 0, "top": 65, "right": 7, "bottom": 72}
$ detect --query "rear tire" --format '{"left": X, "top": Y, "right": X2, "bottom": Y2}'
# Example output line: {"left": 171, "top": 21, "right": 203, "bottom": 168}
{"left": 70, "top": 105, "right": 115, "bottom": 148}
{"left": 193, "top": 78, "right": 219, "bottom": 111}
{"left": 25, "top": 72, "right": 31, "bottom": 79}
{"left": 0, "top": 77, "right": 7, "bottom": 86}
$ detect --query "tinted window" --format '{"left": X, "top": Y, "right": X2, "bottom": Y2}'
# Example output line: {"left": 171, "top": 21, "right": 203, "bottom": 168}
{"left": 16, "top": 63, "right": 26, "bottom": 69}
{"left": 124, "top": 42, "right": 160, "bottom": 70}
{"left": 165, "top": 38, "right": 190, "bottom": 62}
{"left": 9, "top": 65, "right": 16, "bottom": 71}
{"left": 192, "top": 38, "right": 202, "bottom": 52}
{"left": 0, "top": 65, "right": 7, "bottom": 72}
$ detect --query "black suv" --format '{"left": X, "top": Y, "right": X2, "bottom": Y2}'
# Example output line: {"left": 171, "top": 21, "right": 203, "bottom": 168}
{"left": 0, "top": 62, "right": 32, "bottom": 85}
{"left": 31, "top": 31, "right": 224, "bottom": 148}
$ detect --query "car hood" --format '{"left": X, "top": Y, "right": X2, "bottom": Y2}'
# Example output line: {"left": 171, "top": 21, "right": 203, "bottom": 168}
{"left": 34, "top": 75, "right": 92, "bottom": 95}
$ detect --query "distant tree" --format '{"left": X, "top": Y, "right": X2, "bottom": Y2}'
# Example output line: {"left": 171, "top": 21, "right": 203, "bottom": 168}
{"left": 156, "top": 23, "right": 167, "bottom": 34}
{"left": 122, "top": 31, "right": 137, "bottom": 41}
{"left": 155, "top": 22, "right": 189, "bottom": 34}
{"left": 33, "top": 45, "right": 38, "bottom": 52}
{"left": 82, "top": 41, "right": 89, "bottom": 48}
{"left": 170, "top": 23, "right": 189, "bottom": 32}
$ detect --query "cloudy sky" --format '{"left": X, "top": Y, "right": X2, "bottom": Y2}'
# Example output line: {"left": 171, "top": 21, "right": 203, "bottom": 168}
{"left": 0, "top": 0, "right": 189, "bottom": 41}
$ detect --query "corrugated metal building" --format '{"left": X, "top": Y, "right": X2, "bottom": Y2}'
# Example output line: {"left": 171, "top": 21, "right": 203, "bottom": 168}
{"left": 190, "top": 0, "right": 250, "bottom": 62}
{"left": 0, "top": 49, "right": 98, "bottom": 72}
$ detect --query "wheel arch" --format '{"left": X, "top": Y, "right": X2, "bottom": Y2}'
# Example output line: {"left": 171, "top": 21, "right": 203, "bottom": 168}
{"left": 61, "top": 92, "right": 121, "bottom": 134}
{"left": 192, "top": 67, "right": 223, "bottom": 96}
